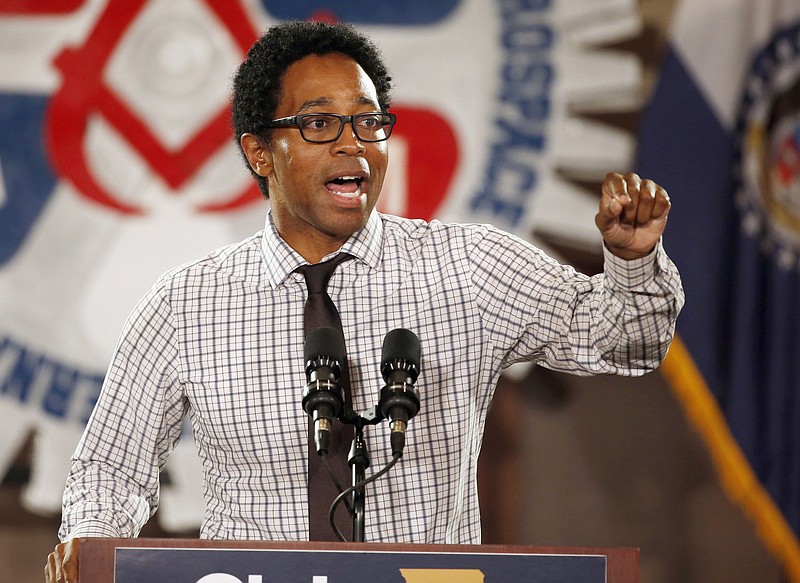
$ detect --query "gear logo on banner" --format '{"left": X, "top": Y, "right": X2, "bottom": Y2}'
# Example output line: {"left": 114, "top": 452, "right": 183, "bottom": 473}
{"left": 0, "top": 0, "right": 461, "bottom": 529}
{"left": 0, "top": 0, "right": 643, "bottom": 531}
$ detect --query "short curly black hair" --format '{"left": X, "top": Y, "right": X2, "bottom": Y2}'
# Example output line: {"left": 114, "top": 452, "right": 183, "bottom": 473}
{"left": 231, "top": 21, "right": 393, "bottom": 197}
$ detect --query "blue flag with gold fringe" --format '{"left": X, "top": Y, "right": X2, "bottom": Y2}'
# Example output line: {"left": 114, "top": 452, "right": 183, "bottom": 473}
{"left": 636, "top": 0, "right": 800, "bottom": 579}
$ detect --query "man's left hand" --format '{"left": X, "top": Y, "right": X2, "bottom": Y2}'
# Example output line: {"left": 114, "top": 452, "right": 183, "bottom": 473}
{"left": 595, "top": 172, "right": 671, "bottom": 260}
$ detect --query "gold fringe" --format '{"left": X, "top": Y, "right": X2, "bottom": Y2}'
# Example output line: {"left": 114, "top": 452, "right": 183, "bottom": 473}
{"left": 661, "top": 335, "right": 800, "bottom": 581}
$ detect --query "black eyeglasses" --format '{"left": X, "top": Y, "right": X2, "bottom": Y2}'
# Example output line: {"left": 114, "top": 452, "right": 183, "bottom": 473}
{"left": 264, "top": 112, "right": 396, "bottom": 143}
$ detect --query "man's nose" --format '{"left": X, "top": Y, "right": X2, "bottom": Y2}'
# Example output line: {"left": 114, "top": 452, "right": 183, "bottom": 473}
{"left": 331, "top": 121, "right": 366, "bottom": 153}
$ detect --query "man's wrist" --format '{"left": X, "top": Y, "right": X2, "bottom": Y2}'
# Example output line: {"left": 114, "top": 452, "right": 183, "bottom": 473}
{"left": 603, "top": 241, "right": 657, "bottom": 261}
{"left": 603, "top": 241, "right": 660, "bottom": 289}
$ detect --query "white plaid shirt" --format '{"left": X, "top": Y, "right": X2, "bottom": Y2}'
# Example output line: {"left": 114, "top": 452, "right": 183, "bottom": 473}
{"left": 60, "top": 210, "right": 683, "bottom": 543}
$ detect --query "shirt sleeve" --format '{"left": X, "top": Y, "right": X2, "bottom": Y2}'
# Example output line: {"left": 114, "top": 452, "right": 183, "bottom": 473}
{"left": 468, "top": 225, "right": 685, "bottom": 376}
{"left": 59, "top": 277, "right": 187, "bottom": 541}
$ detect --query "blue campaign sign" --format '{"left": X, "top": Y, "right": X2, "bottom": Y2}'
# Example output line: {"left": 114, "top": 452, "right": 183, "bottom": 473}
{"left": 114, "top": 547, "right": 606, "bottom": 583}
{"left": 260, "top": 0, "right": 460, "bottom": 25}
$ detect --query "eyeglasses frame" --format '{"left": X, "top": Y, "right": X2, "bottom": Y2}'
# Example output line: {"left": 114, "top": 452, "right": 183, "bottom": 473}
{"left": 263, "top": 112, "right": 397, "bottom": 143}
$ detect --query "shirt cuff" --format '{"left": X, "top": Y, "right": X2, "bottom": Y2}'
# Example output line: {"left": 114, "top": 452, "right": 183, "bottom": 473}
{"left": 65, "top": 519, "right": 123, "bottom": 541}
{"left": 602, "top": 240, "right": 663, "bottom": 290}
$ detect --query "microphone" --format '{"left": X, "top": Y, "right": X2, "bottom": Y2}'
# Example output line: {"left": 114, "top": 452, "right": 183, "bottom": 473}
{"left": 303, "top": 327, "right": 346, "bottom": 455}
{"left": 378, "top": 329, "right": 421, "bottom": 456}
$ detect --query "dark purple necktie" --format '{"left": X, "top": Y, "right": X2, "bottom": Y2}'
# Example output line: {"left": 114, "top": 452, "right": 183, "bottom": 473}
{"left": 298, "top": 253, "right": 353, "bottom": 541}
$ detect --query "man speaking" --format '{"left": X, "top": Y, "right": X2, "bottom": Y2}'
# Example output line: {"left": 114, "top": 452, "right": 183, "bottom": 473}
{"left": 46, "top": 20, "right": 683, "bottom": 583}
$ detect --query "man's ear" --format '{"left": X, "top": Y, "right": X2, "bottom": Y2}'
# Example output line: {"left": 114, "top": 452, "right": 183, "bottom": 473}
{"left": 240, "top": 133, "right": 273, "bottom": 178}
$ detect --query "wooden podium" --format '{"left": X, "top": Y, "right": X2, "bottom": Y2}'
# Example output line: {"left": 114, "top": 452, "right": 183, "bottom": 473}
{"left": 78, "top": 538, "right": 638, "bottom": 582}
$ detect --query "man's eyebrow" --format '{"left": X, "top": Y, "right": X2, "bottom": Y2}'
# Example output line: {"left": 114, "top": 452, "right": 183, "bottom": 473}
{"left": 296, "top": 96, "right": 381, "bottom": 113}
{"left": 297, "top": 98, "right": 333, "bottom": 113}
{"left": 354, "top": 96, "right": 380, "bottom": 108}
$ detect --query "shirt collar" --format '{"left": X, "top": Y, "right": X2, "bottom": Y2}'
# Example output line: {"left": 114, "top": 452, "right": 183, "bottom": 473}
{"left": 260, "top": 208, "right": 384, "bottom": 289}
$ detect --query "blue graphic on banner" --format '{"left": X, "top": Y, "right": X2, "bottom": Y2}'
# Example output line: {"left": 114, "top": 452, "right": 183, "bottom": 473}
{"left": 115, "top": 548, "right": 606, "bottom": 583}
{"left": 260, "top": 0, "right": 459, "bottom": 24}
{"left": 0, "top": 93, "right": 58, "bottom": 266}
{"left": 0, "top": 336, "right": 103, "bottom": 425}
{"left": 470, "top": 0, "right": 554, "bottom": 230}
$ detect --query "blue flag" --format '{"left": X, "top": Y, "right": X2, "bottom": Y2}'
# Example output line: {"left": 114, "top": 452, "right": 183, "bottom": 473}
{"left": 636, "top": 1, "right": 800, "bottom": 579}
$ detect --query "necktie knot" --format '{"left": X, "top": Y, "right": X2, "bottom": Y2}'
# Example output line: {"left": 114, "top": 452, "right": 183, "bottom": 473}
{"left": 298, "top": 253, "right": 352, "bottom": 295}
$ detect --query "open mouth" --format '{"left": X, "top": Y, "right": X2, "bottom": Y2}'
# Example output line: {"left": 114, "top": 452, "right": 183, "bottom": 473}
{"left": 325, "top": 175, "right": 365, "bottom": 198}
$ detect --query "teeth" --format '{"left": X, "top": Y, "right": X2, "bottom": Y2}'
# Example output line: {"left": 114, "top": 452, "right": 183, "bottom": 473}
{"left": 329, "top": 176, "right": 363, "bottom": 188}
{"left": 326, "top": 175, "right": 362, "bottom": 196}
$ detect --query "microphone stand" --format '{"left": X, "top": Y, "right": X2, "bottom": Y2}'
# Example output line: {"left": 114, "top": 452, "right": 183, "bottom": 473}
{"left": 340, "top": 407, "right": 380, "bottom": 542}
{"left": 349, "top": 421, "right": 369, "bottom": 542}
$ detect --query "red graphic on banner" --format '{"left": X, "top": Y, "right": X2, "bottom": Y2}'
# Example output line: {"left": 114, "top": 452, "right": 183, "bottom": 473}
{"left": 45, "top": 0, "right": 260, "bottom": 214}
{"left": 44, "top": 1, "right": 457, "bottom": 220}
{"left": 0, "top": 0, "right": 84, "bottom": 14}
{"left": 390, "top": 106, "right": 458, "bottom": 221}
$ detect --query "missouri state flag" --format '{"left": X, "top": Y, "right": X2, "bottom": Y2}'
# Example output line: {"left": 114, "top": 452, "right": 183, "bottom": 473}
{"left": 637, "top": 0, "right": 800, "bottom": 579}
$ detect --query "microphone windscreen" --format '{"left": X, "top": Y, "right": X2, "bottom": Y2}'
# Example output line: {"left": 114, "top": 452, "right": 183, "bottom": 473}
{"left": 381, "top": 328, "right": 421, "bottom": 367}
{"left": 304, "top": 326, "right": 346, "bottom": 363}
